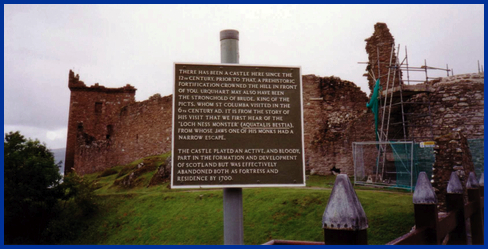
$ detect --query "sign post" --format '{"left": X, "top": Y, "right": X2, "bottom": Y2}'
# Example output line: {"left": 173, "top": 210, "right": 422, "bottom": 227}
{"left": 171, "top": 30, "right": 305, "bottom": 245}
{"left": 220, "top": 29, "right": 243, "bottom": 245}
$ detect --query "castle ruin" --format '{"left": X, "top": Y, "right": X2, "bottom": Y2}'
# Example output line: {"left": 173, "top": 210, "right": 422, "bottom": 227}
{"left": 65, "top": 23, "right": 484, "bottom": 201}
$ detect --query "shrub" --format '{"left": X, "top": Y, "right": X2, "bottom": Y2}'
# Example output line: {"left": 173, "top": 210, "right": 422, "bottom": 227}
{"left": 4, "top": 131, "right": 62, "bottom": 244}
{"left": 60, "top": 172, "right": 98, "bottom": 215}
{"left": 4, "top": 131, "right": 100, "bottom": 244}
{"left": 43, "top": 172, "right": 99, "bottom": 244}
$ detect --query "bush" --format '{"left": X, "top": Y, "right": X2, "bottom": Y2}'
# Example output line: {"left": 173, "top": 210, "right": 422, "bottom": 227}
{"left": 42, "top": 172, "right": 98, "bottom": 244}
{"left": 4, "top": 131, "right": 99, "bottom": 244}
{"left": 4, "top": 131, "right": 63, "bottom": 244}
{"left": 60, "top": 172, "right": 98, "bottom": 215}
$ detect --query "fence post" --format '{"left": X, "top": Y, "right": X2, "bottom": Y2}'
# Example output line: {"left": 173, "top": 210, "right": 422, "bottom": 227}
{"left": 412, "top": 172, "right": 440, "bottom": 245}
{"left": 445, "top": 172, "right": 467, "bottom": 244}
{"left": 322, "top": 174, "right": 368, "bottom": 245}
{"left": 480, "top": 173, "right": 484, "bottom": 218}
{"left": 466, "top": 172, "right": 483, "bottom": 245}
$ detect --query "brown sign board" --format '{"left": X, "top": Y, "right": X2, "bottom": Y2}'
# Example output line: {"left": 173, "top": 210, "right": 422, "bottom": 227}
{"left": 171, "top": 63, "right": 305, "bottom": 188}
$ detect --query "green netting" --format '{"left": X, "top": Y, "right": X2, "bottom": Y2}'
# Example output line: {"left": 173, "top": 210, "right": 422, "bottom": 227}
{"left": 392, "top": 139, "right": 484, "bottom": 189}
{"left": 354, "top": 139, "right": 482, "bottom": 191}
{"left": 468, "top": 138, "right": 484, "bottom": 180}
{"left": 390, "top": 142, "right": 434, "bottom": 189}
{"left": 412, "top": 143, "right": 435, "bottom": 186}
{"left": 353, "top": 141, "right": 418, "bottom": 191}
{"left": 366, "top": 79, "right": 381, "bottom": 141}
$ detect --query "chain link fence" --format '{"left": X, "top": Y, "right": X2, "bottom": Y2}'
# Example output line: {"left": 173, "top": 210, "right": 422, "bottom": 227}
{"left": 353, "top": 141, "right": 436, "bottom": 191}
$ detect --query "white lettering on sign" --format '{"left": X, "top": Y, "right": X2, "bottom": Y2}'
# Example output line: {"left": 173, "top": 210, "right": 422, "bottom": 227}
{"left": 172, "top": 64, "right": 304, "bottom": 188}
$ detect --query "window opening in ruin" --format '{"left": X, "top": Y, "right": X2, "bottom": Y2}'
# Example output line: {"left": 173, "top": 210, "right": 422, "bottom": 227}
{"left": 106, "top": 125, "right": 113, "bottom": 140}
{"left": 95, "top": 102, "right": 103, "bottom": 114}
{"left": 120, "top": 106, "right": 128, "bottom": 116}
{"left": 136, "top": 134, "right": 139, "bottom": 143}
{"left": 77, "top": 122, "right": 84, "bottom": 131}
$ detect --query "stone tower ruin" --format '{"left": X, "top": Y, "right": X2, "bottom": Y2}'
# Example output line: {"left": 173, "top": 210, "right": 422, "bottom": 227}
{"left": 364, "top": 22, "right": 403, "bottom": 93}
{"left": 64, "top": 23, "right": 483, "bottom": 190}
{"left": 64, "top": 70, "right": 136, "bottom": 175}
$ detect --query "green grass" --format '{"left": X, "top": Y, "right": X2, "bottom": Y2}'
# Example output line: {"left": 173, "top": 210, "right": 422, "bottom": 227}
{"left": 305, "top": 174, "right": 337, "bottom": 188}
{"left": 67, "top": 155, "right": 415, "bottom": 245}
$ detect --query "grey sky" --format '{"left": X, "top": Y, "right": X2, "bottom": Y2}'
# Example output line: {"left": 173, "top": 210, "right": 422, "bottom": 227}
{"left": 4, "top": 4, "right": 484, "bottom": 149}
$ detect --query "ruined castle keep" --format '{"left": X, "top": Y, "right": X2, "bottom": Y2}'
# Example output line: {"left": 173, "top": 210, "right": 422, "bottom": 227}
{"left": 65, "top": 71, "right": 172, "bottom": 174}
{"left": 64, "top": 70, "right": 372, "bottom": 175}
{"left": 65, "top": 23, "right": 484, "bottom": 182}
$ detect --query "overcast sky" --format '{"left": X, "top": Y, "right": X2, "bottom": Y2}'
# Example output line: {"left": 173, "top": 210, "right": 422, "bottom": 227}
{"left": 4, "top": 4, "right": 484, "bottom": 150}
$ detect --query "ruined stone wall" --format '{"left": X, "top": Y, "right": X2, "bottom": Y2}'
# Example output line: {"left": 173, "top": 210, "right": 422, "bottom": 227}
{"left": 405, "top": 73, "right": 483, "bottom": 210}
{"left": 302, "top": 75, "right": 375, "bottom": 175}
{"left": 432, "top": 130, "right": 475, "bottom": 212}
{"left": 365, "top": 22, "right": 402, "bottom": 93}
{"left": 69, "top": 72, "right": 374, "bottom": 176}
{"left": 72, "top": 94, "right": 172, "bottom": 175}
{"left": 67, "top": 71, "right": 484, "bottom": 177}
{"left": 363, "top": 23, "right": 484, "bottom": 195}
{"left": 107, "top": 94, "right": 172, "bottom": 168}
{"left": 302, "top": 75, "right": 323, "bottom": 173}
{"left": 406, "top": 73, "right": 484, "bottom": 140}
{"left": 65, "top": 70, "right": 136, "bottom": 174}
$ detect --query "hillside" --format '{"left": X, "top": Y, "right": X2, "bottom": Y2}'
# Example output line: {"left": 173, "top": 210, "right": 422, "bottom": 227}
{"left": 50, "top": 148, "right": 66, "bottom": 175}
{"left": 60, "top": 153, "right": 416, "bottom": 245}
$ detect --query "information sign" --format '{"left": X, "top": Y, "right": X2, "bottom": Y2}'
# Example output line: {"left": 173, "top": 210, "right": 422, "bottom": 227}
{"left": 171, "top": 63, "right": 305, "bottom": 188}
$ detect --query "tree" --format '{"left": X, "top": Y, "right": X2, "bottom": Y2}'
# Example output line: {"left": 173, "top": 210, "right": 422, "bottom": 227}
{"left": 4, "top": 131, "right": 63, "bottom": 244}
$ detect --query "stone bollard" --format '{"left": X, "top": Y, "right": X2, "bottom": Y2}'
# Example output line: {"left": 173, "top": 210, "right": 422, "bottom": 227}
{"left": 322, "top": 174, "right": 368, "bottom": 245}
{"left": 466, "top": 172, "right": 483, "bottom": 245}
{"left": 412, "top": 172, "right": 440, "bottom": 245}
{"left": 446, "top": 172, "right": 467, "bottom": 244}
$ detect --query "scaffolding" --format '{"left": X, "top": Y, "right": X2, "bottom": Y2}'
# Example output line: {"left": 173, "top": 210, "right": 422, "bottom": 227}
{"left": 360, "top": 44, "right": 454, "bottom": 186}
{"left": 377, "top": 45, "right": 453, "bottom": 143}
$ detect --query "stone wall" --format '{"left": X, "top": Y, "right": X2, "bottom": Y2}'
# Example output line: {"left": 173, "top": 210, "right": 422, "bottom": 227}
{"left": 73, "top": 94, "right": 172, "bottom": 175}
{"left": 68, "top": 72, "right": 374, "bottom": 176}
{"left": 364, "top": 22, "right": 406, "bottom": 140}
{"left": 66, "top": 70, "right": 484, "bottom": 178}
{"left": 364, "top": 22, "right": 402, "bottom": 93}
{"left": 107, "top": 94, "right": 172, "bottom": 168}
{"left": 66, "top": 22, "right": 485, "bottom": 179}
{"left": 302, "top": 75, "right": 375, "bottom": 175}
{"left": 432, "top": 130, "right": 475, "bottom": 212}
{"left": 362, "top": 22, "right": 485, "bottom": 197}
{"left": 406, "top": 73, "right": 484, "bottom": 140}
{"left": 65, "top": 70, "right": 136, "bottom": 174}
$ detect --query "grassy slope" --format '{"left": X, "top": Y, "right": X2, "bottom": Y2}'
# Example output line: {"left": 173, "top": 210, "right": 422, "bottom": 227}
{"left": 67, "top": 154, "right": 415, "bottom": 245}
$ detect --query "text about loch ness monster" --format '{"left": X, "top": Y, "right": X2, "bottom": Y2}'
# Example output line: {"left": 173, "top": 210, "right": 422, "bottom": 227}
{"left": 173, "top": 64, "right": 304, "bottom": 187}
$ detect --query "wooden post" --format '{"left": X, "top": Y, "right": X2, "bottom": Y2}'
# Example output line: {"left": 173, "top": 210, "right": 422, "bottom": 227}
{"left": 466, "top": 172, "right": 483, "bottom": 245}
{"left": 322, "top": 174, "right": 368, "bottom": 245}
{"left": 445, "top": 172, "right": 467, "bottom": 244}
{"left": 412, "top": 172, "right": 440, "bottom": 245}
{"left": 479, "top": 173, "right": 484, "bottom": 218}
{"left": 479, "top": 173, "right": 484, "bottom": 198}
